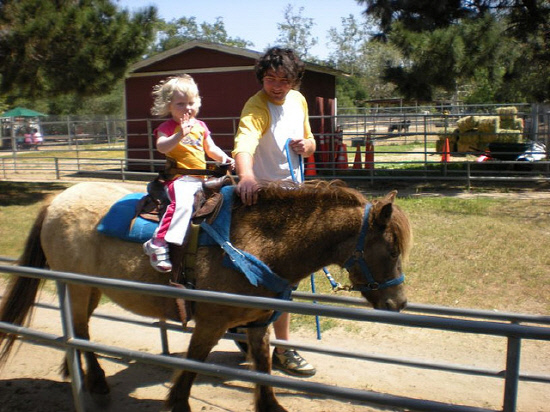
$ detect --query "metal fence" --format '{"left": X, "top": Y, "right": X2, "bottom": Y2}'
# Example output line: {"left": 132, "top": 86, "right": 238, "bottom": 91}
{"left": 1, "top": 104, "right": 549, "bottom": 186}
{"left": 0, "top": 260, "right": 549, "bottom": 412}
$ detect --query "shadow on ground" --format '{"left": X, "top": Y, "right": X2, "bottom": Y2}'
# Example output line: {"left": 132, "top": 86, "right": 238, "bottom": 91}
{"left": 0, "top": 181, "right": 69, "bottom": 206}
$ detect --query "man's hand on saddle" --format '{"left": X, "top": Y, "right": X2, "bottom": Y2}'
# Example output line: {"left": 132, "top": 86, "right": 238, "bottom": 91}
{"left": 236, "top": 175, "right": 259, "bottom": 206}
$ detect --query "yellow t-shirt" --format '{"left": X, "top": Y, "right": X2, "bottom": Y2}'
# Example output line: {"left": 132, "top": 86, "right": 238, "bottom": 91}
{"left": 232, "top": 90, "right": 314, "bottom": 182}
{"left": 155, "top": 118, "right": 208, "bottom": 170}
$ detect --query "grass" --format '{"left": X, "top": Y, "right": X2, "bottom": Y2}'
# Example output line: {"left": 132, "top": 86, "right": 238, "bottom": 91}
{"left": 6, "top": 144, "right": 125, "bottom": 161}
{"left": 376, "top": 142, "right": 436, "bottom": 152}
{"left": 292, "top": 192, "right": 550, "bottom": 334}
{"left": 0, "top": 181, "right": 71, "bottom": 257}
{"left": 1, "top": 181, "right": 549, "bottom": 336}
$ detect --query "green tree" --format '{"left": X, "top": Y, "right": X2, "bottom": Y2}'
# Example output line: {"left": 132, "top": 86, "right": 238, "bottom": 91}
{"left": 0, "top": 0, "right": 156, "bottom": 100}
{"left": 275, "top": 4, "right": 318, "bottom": 60}
{"left": 359, "top": 0, "right": 550, "bottom": 102}
{"left": 383, "top": 15, "right": 514, "bottom": 101}
{"left": 357, "top": 40, "right": 401, "bottom": 100}
{"left": 326, "top": 15, "right": 368, "bottom": 75}
{"left": 152, "top": 17, "right": 252, "bottom": 53}
{"left": 326, "top": 14, "right": 400, "bottom": 104}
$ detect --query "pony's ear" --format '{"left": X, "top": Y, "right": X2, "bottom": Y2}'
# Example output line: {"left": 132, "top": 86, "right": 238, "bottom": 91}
{"left": 376, "top": 202, "right": 393, "bottom": 227}
{"left": 383, "top": 190, "right": 397, "bottom": 203}
{"left": 373, "top": 191, "right": 396, "bottom": 227}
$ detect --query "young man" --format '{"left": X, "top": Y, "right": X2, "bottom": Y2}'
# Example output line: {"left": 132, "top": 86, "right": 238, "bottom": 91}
{"left": 232, "top": 47, "right": 317, "bottom": 377}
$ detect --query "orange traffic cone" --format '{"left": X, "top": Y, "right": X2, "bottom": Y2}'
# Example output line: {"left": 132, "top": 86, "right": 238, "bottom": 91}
{"left": 336, "top": 143, "right": 349, "bottom": 170}
{"left": 352, "top": 145, "right": 362, "bottom": 169}
{"left": 364, "top": 139, "right": 374, "bottom": 170}
{"left": 441, "top": 138, "right": 451, "bottom": 162}
{"left": 305, "top": 154, "right": 317, "bottom": 176}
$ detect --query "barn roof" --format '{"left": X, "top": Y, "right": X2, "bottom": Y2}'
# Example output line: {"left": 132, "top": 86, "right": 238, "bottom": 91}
{"left": 128, "top": 40, "right": 345, "bottom": 78}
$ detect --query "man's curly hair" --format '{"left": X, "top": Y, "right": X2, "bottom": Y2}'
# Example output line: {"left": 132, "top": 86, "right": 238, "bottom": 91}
{"left": 255, "top": 47, "right": 305, "bottom": 89}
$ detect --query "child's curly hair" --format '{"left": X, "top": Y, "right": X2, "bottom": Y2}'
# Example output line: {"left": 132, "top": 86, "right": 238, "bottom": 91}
{"left": 255, "top": 47, "right": 305, "bottom": 89}
{"left": 151, "top": 74, "right": 202, "bottom": 117}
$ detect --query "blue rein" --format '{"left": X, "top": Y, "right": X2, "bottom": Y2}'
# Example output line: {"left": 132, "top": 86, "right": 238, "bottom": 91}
{"left": 344, "top": 204, "right": 405, "bottom": 291}
{"left": 284, "top": 138, "right": 404, "bottom": 292}
{"left": 284, "top": 138, "right": 304, "bottom": 183}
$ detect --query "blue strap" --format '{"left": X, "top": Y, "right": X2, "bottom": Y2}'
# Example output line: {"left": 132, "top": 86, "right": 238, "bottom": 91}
{"left": 344, "top": 203, "right": 406, "bottom": 291}
{"left": 284, "top": 138, "right": 304, "bottom": 183}
{"left": 199, "top": 186, "right": 292, "bottom": 298}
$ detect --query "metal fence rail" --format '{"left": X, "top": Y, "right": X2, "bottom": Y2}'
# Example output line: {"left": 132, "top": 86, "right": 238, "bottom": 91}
{"left": 1, "top": 262, "right": 549, "bottom": 412}
{"left": 1, "top": 106, "right": 549, "bottom": 186}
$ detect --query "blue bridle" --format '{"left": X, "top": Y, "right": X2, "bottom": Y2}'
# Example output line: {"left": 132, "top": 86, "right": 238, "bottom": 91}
{"left": 343, "top": 203, "right": 405, "bottom": 292}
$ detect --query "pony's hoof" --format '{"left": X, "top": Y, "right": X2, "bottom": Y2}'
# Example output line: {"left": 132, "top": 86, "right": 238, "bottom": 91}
{"left": 170, "top": 402, "right": 191, "bottom": 412}
{"left": 83, "top": 390, "right": 111, "bottom": 410}
{"left": 255, "top": 402, "right": 288, "bottom": 412}
{"left": 166, "top": 394, "right": 191, "bottom": 412}
{"left": 86, "top": 375, "right": 110, "bottom": 396}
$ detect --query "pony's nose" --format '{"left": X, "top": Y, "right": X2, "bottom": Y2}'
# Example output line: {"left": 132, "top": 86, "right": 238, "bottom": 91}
{"left": 385, "top": 298, "right": 407, "bottom": 312}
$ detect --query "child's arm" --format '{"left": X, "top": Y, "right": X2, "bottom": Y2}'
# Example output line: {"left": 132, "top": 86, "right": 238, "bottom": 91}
{"left": 204, "top": 135, "right": 234, "bottom": 166}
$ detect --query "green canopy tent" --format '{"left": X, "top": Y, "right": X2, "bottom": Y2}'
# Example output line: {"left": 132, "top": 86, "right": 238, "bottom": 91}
{"left": 1, "top": 107, "right": 47, "bottom": 118}
{"left": 1, "top": 107, "right": 47, "bottom": 150}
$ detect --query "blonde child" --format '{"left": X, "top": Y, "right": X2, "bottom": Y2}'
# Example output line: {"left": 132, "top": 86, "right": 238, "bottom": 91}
{"left": 143, "top": 74, "right": 234, "bottom": 272}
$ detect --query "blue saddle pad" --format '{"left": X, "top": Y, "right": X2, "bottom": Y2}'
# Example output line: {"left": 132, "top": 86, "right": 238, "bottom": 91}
{"left": 97, "top": 193, "right": 158, "bottom": 243}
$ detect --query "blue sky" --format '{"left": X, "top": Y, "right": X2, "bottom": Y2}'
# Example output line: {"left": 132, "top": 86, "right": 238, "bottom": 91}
{"left": 116, "top": 0, "right": 367, "bottom": 59}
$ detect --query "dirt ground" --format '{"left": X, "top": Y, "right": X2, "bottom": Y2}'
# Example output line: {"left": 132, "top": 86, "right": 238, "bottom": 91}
{"left": 0, "top": 288, "right": 548, "bottom": 412}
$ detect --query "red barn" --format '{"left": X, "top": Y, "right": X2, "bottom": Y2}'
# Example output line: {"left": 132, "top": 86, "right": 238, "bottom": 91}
{"left": 124, "top": 41, "right": 340, "bottom": 171}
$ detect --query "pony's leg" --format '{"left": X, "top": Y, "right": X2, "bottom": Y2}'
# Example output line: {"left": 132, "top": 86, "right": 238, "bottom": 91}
{"left": 63, "top": 285, "right": 110, "bottom": 396}
{"left": 167, "top": 322, "right": 227, "bottom": 412}
{"left": 248, "top": 326, "right": 288, "bottom": 412}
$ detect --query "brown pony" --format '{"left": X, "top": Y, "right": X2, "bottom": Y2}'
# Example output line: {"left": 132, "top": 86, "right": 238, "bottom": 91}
{"left": 0, "top": 180, "right": 412, "bottom": 412}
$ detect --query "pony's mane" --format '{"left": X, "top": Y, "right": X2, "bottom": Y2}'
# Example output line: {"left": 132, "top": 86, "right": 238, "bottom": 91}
{"left": 257, "top": 179, "right": 412, "bottom": 260}
{"left": 259, "top": 179, "right": 365, "bottom": 206}
{"left": 378, "top": 201, "right": 413, "bottom": 261}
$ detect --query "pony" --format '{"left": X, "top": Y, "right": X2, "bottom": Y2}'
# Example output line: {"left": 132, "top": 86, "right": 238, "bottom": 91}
{"left": 0, "top": 179, "right": 412, "bottom": 412}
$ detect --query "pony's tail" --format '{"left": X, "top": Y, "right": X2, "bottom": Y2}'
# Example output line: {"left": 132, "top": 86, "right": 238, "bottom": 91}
{"left": 0, "top": 201, "right": 50, "bottom": 366}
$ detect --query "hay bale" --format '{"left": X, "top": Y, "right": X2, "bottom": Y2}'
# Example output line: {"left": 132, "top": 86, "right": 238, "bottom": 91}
{"left": 456, "top": 132, "right": 482, "bottom": 152}
{"left": 456, "top": 116, "right": 478, "bottom": 133}
{"left": 500, "top": 116, "right": 523, "bottom": 130}
{"left": 437, "top": 131, "right": 458, "bottom": 152}
{"left": 478, "top": 133, "right": 496, "bottom": 145}
{"left": 496, "top": 130, "right": 522, "bottom": 143}
{"left": 496, "top": 106, "right": 518, "bottom": 118}
{"left": 497, "top": 106, "right": 518, "bottom": 129}
{"left": 500, "top": 118, "right": 515, "bottom": 129}
{"left": 477, "top": 116, "right": 500, "bottom": 133}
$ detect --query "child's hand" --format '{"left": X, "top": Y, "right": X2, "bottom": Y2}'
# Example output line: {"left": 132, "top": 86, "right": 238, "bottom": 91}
{"left": 179, "top": 114, "right": 195, "bottom": 135}
{"left": 222, "top": 155, "right": 236, "bottom": 170}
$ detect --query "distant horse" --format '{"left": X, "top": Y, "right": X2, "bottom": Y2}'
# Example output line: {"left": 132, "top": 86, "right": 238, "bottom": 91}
{"left": 0, "top": 180, "right": 412, "bottom": 412}
{"left": 388, "top": 120, "right": 411, "bottom": 133}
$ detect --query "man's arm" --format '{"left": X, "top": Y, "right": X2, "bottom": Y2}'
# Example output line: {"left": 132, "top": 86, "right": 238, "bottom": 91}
{"left": 235, "top": 152, "right": 259, "bottom": 205}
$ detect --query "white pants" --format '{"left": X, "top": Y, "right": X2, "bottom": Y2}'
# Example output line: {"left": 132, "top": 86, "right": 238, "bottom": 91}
{"left": 159, "top": 176, "right": 203, "bottom": 245}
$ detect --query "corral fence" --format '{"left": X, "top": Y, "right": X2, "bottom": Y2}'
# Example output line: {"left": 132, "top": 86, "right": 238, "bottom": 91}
{"left": 0, "top": 258, "right": 549, "bottom": 412}
{"left": 0, "top": 103, "right": 549, "bottom": 186}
